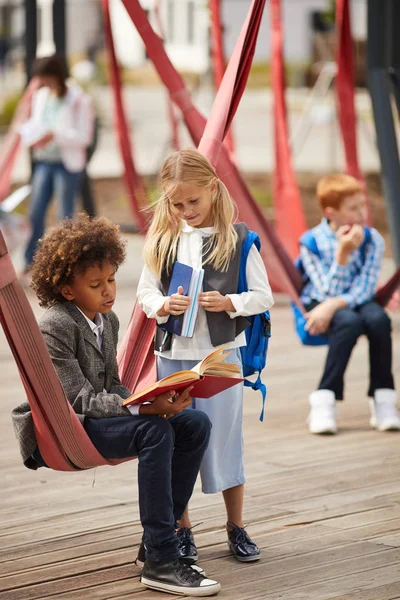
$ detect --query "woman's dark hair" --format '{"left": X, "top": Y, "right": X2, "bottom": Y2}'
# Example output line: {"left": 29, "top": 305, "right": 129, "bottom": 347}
{"left": 33, "top": 55, "right": 69, "bottom": 96}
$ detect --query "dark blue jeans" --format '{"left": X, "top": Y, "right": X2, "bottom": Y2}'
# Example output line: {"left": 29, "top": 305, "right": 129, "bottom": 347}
{"left": 24, "top": 161, "right": 82, "bottom": 267}
{"left": 307, "top": 301, "right": 394, "bottom": 400}
{"left": 83, "top": 411, "right": 211, "bottom": 563}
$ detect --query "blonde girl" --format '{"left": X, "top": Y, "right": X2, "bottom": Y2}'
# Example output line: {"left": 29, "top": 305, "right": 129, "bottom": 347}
{"left": 137, "top": 148, "right": 274, "bottom": 563}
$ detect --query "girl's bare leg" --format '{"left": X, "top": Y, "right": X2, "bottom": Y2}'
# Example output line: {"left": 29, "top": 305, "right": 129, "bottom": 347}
{"left": 223, "top": 484, "right": 244, "bottom": 528}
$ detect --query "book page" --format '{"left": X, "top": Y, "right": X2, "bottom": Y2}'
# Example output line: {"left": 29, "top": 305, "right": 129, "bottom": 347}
{"left": 203, "top": 363, "right": 240, "bottom": 377}
{"left": 190, "top": 346, "right": 240, "bottom": 377}
{"left": 159, "top": 371, "right": 199, "bottom": 385}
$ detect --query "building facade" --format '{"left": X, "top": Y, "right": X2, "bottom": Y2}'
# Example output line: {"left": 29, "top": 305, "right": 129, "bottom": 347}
{"left": 0, "top": 0, "right": 368, "bottom": 75}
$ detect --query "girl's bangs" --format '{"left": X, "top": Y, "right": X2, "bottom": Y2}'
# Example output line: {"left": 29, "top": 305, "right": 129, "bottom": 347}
{"left": 162, "top": 181, "right": 181, "bottom": 204}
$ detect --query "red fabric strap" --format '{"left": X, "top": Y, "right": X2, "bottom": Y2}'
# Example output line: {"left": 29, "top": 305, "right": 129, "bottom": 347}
{"left": 209, "top": 0, "right": 235, "bottom": 157}
{"left": 0, "top": 254, "right": 16, "bottom": 288}
{"left": 335, "top": 0, "right": 362, "bottom": 181}
{"left": 102, "top": 0, "right": 147, "bottom": 231}
{"left": 270, "top": 0, "right": 307, "bottom": 260}
{"left": 0, "top": 79, "right": 39, "bottom": 203}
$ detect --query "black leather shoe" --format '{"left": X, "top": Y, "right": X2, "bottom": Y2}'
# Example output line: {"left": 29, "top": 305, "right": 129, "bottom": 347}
{"left": 227, "top": 521, "right": 261, "bottom": 562}
{"left": 177, "top": 527, "right": 199, "bottom": 563}
{"left": 141, "top": 558, "right": 221, "bottom": 596}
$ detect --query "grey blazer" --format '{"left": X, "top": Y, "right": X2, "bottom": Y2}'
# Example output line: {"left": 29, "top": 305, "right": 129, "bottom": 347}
{"left": 11, "top": 302, "right": 131, "bottom": 469}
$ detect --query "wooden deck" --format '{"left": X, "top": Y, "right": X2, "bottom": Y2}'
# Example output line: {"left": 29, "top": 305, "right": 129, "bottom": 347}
{"left": 1, "top": 235, "right": 400, "bottom": 600}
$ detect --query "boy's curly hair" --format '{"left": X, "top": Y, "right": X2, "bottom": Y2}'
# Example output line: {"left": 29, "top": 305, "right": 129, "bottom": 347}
{"left": 31, "top": 214, "right": 127, "bottom": 307}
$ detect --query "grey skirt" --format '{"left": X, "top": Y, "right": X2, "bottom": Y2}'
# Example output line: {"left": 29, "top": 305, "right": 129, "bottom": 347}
{"left": 157, "top": 348, "right": 245, "bottom": 494}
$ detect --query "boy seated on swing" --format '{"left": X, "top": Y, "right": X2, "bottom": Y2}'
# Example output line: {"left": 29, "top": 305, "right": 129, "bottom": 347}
{"left": 11, "top": 214, "right": 221, "bottom": 597}
{"left": 300, "top": 174, "right": 400, "bottom": 435}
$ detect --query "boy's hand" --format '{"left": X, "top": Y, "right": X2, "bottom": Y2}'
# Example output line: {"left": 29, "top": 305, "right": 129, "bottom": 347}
{"left": 140, "top": 387, "right": 193, "bottom": 417}
{"left": 158, "top": 286, "right": 191, "bottom": 316}
{"left": 304, "top": 298, "right": 345, "bottom": 335}
{"left": 336, "top": 225, "right": 364, "bottom": 264}
{"left": 198, "top": 291, "right": 235, "bottom": 312}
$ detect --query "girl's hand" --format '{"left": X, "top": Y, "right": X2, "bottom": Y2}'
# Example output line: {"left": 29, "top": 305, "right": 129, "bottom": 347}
{"left": 158, "top": 286, "right": 191, "bottom": 316}
{"left": 198, "top": 291, "right": 235, "bottom": 312}
{"left": 32, "top": 131, "right": 55, "bottom": 149}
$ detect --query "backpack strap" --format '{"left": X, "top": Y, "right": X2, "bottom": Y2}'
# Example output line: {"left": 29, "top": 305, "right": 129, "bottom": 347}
{"left": 238, "top": 230, "right": 260, "bottom": 294}
{"left": 238, "top": 230, "right": 269, "bottom": 422}
{"left": 299, "top": 230, "right": 320, "bottom": 257}
{"left": 244, "top": 375, "right": 267, "bottom": 421}
{"left": 360, "top": 227, "right": 372, "bottom": 261}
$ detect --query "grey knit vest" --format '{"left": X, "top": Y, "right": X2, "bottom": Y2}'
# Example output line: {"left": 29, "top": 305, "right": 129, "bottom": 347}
{"left": 155, "top": 222, "right": 250, "bottom": 352}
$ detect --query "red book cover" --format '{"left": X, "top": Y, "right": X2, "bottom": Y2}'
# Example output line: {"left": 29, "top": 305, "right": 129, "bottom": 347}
{"left": 123, "top": 375, "right": 244, "bottom": 406}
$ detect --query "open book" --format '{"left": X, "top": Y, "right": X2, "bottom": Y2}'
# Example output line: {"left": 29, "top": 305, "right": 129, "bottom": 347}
{"left": 123, "top": 346, "right": 244, "bottom": 406}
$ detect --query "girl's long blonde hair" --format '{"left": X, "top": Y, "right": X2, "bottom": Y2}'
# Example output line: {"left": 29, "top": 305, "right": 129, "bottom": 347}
{"left": 143, "top": 148, "right": 238, "bottom": 277}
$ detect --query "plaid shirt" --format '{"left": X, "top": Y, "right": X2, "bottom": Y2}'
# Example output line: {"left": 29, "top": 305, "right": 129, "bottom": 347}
{"left": 300, "top": 219, "right": 384, "bottom": 309}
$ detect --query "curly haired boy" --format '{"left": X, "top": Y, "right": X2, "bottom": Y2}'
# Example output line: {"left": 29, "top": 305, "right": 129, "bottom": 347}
{"left": 11, "top": 214, "right": 220, "bottom": 597}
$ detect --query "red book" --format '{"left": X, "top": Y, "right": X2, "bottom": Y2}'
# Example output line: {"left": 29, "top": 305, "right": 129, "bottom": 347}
{"left": 123, "top": 346, "right": 244, "bottom": 406}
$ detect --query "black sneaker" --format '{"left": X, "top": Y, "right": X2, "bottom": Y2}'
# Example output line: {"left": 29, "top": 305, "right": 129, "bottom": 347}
{"left": 177, "top": 527, "right": 199, "bottom": 563}
{"left": 141, "top": 558, "right": 221, "bottom": 596}
{"left": 227, "top": 521, "right": 261, "bottom": 562}
{"left": 136, "top": 540, "right": 205, "bottom": 574}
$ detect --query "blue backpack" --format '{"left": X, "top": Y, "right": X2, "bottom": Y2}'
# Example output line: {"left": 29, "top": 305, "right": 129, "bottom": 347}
{"left": 238, "top": 230, "right": 271, "bottom": 422}
{"left": 293, "top": 227, "right": 372, "bottom": 346}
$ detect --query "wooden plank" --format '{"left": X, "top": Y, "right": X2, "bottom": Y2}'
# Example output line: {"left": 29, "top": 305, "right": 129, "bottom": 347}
{"left": 204, "top": 548, "right": 400, "bottom": 598}
{"left": 331, "top": 582, "right": 400, "bottom": 600}
{"left": 0, "top": 565, "right": 138, "bottom": 600}
{"left": 372, "top": 533, "right": 400, "bottom": 548}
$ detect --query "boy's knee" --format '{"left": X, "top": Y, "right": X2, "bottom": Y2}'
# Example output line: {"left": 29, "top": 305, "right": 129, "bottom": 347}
{"left": 140, "top": 415, "right": 175, "bottom": 449}
{"left": 193, "top": 410, "right": 212, "bottom": 437}
{"left": 177, "top": 409, "right": 212, "bottom": 441}
{"left": 365, "top": 309, "right": 391, "bottom": 334}
{"left": 333, "top": 309, "right": 364, "bottom": 338}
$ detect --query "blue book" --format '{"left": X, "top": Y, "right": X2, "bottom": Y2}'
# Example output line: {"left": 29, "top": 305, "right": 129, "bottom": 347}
{"left": 162, "top": 262, "right": 194, "bottom": 336}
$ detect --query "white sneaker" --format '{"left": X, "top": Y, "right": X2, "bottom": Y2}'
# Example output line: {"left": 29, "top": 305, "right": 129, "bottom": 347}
{"left": 370, "top": 389, "right": 400, "bottom": 431}
{"left": 308, "top": 390, "right": 337, "bottom": 434}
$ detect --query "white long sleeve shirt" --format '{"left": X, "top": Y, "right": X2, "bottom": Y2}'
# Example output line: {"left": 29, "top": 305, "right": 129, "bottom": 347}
{"left": 20, "top": 82, "right": 94, "bottom": 173}
{"left": 137, "top": 222, "right": 274, "bottom": 361}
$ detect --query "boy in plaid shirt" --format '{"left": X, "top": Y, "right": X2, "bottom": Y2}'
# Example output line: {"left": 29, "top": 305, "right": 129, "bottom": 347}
{"left": 300, "top": 174, "right": 400, "bottom": 434}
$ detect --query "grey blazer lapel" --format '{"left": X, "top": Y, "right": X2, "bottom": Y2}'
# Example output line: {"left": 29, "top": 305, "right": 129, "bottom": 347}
{"left": 101, "top": 315, "right": 116, "bottom": 387}
{"left": 62, "top": 302, "right": 104, "bottom": 357}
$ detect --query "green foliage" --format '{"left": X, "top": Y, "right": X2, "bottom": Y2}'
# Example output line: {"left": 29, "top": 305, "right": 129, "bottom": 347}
{"left": 0, "top": 91, "right": 23, "bottom": 127}
{"left": 249, "top": 185, "right": 272, "bottom": 208}
{"left": 248, "top": 61, "right": 308, "bottom": 88}
{"left": 321, "top": 0, "right": 335, "bottom": 26}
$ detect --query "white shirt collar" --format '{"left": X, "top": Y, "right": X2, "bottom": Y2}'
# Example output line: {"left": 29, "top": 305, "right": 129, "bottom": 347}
{"left": 181, "top": 220, "right": 214, "bottom": 235}
{"left": 75, "top": 305, "right": 104, "bottom": 349}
